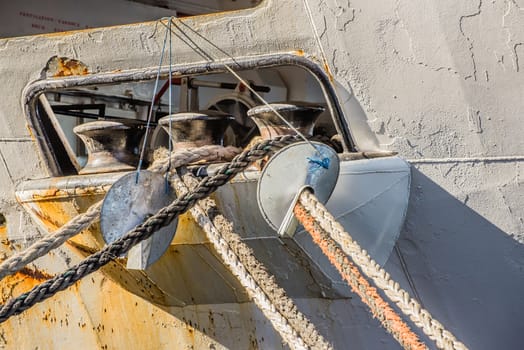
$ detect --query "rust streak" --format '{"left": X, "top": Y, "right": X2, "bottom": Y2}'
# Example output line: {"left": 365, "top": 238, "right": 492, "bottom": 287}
{"left": 32, "top": 188, "right": 61, "bottom": 200}
{"left": 31, "top": 200, "right": 73, "bottom": 230}
{"left": 323, "top": 61, "right": 334, "bottom": 82}
{"left": 1, "top": 267, "right": 54, "bottom": 303}
{"left": 18, "top": 266, "right": 53, "bottom": 281}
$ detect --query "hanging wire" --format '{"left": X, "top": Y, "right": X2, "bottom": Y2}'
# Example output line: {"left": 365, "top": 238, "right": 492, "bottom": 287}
{"left": 136, "top": 17, "right": 171, "bottom": 184}
{"left": 165, "top": 17, "right": 174, "bottom": 192}
{"left": 160, "top": 18, "right": 324, "bottom": 160}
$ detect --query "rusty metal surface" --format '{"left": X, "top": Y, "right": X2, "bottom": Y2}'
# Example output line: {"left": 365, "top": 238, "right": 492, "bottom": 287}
{"left": 42, "top": 56, "right": 89, "bottom": 78}
{"left": 1, "top": 160, "right": 409, "bottom": 348}
{"left": 0, "top": 0, "right": 520, "bottom": 348}
{"left": 8, "top": 51, "right": 392, "bottom": 347}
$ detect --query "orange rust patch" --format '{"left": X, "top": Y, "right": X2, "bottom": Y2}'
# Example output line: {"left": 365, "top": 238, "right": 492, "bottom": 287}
{"left": 0, "top": 222, "right": 12, "bottom": 251}
{"left": 54, "top": 57, "right": 89, "bottom": 77}
{"left": 25, "top": 124, "right": 38, "bottom": 142}
{"left": 172, "top": 212, "right": 208, "bottom": 244}
{"left": 295, "top": 49, "right": 305, "bottom": 56}
{"left": 0, "top": 228, "right": 12, "bottom": 251}
{"left": 323, "top": 61, "right": 334, "bottom": 82}
{"left": 75, "top": 186, "right": 104, "bottom": 196}
{"left": 44, "top": 56, "right": 89, "bottom": 78}
{"left": 66, "top": 241, "right": 98, "bottom": 256}
{"left": 28, "top": 186, "right": 106, "bottom": 201}
{"left": 31, "top": 200, "right": 73, "bottom": 231}
{"left": 1, "top": 267, "right": 54, "bottom": 303}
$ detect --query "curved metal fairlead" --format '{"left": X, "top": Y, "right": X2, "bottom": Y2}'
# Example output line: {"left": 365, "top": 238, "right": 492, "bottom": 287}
{"left": 257, "top": 141, "right": 340, "bottom": 236}
{"left": 258, "top": 141, "right": 412, "bottom": 265}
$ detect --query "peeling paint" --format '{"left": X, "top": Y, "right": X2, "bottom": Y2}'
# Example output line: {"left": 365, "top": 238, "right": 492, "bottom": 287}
{"left": 42, "top": 56, "right": 89, "bottom": 78}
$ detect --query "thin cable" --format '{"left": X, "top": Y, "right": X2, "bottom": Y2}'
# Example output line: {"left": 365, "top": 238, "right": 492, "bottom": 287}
{"left": 148, "top": 16, "right": 172, "bottom": 39}
{"left": 395, "top": 245, "right": 424, "bottom": 308}
{"left": 166, "top": 17, "right": 174, "bottom": 191}
{"left": 175, "top": 19, "right": 242, "bottom": 68}
{"left": 136, "top": 18, "right": 170, "bottom": 184}
{"left": 223, "top": 64, "right": 319, "bottom": 154}
{"left": 301, "top": 0, "right": 330, "bottom": 71}
{"left": 301, "top": 0, "right": 355, "bottom": 154}
{"left": 162, "top": 19, "right": 215, "bottom": 62}
{"left": 162, "top": 18, "right": 320, "bottom": 156}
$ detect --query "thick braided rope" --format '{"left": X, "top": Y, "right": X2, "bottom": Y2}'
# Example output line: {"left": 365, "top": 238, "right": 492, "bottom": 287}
{"left": 299, "top": 191, "right": 468, "bottom": 350}
{"left": 0, "top": 201, "right": 102, "bottom": 281}
{"left": 294, "top": 202, "right": 426, "bottom": 350}
{"left": 149, "top": 145, "right": 241, "bottom": 173}
{"left": 174, "top": 173, "right": 331, "bottom": 350}
{"left": 0, "top": 135, "right": 298, "bottom": 323}
{"left": 0, "top": 146, "right": 241, "bottom": 282}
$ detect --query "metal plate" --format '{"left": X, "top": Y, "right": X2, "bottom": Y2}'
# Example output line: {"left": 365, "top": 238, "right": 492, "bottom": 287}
{"left": 101, "top": 170, "right": 178, "bottom": 269}
{"left": 257, "top": 141, "right": 340, "bottom": 235}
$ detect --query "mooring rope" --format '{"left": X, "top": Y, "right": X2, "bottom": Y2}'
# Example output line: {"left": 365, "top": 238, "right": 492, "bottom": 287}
{"left": 0, "top": 145, "right": 241, "bottom": 282}
{"left": 0, "top": 201, "right": 102, "bottom": 281}
{"left": 173, "top": 173, "right": 331, "bottom": 350}
{"left": 294, "top": 201, "right": 426, "bottom": 350}
{"left": 149, "top": 145, "right": 241, "bottom": 173}
{"left": 0, "top": 136, "right": 298, "bottom": 323}
{"left": 298, "top": 190, "right": 468, "bottom": 350}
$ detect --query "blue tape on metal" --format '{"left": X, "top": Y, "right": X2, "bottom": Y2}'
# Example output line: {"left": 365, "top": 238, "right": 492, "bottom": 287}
{"left": 307, "top": 157, "right": 330, "bottom": 169}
